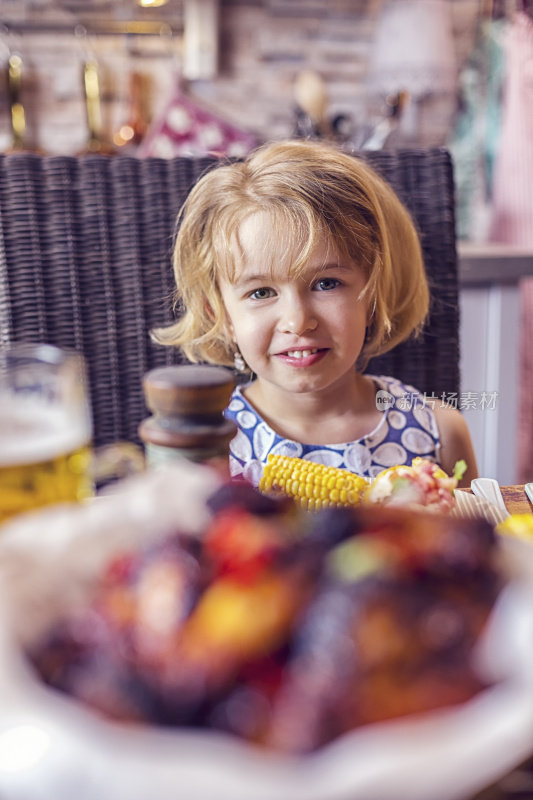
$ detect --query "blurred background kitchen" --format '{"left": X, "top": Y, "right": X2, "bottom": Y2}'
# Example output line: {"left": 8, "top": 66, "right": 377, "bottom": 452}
{"left": 0, "top": 0, "right": 531, "bottom": 485}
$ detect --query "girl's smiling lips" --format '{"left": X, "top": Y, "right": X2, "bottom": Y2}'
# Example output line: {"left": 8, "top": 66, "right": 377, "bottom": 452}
{"left": 274, "top": 347, "right": 328, "bottom": 367}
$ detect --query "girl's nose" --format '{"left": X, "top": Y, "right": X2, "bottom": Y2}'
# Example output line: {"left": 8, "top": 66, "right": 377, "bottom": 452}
{"left": 279, "top": 296, "right": 318, "bottom": 335}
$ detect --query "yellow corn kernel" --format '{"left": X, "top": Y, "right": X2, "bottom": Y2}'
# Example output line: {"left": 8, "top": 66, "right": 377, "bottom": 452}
{"left": 259, "top": 454, "right": 368, "bottom": 511}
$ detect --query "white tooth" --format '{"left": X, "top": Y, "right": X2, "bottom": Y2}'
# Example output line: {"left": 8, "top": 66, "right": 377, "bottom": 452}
{"left": 286, "top": 349, "right": 317, "bottom": 358}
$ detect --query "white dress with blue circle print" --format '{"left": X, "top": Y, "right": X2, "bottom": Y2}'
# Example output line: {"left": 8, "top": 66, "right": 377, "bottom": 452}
{"left": 224, "top": 375, "right": 442, "bottom": 487}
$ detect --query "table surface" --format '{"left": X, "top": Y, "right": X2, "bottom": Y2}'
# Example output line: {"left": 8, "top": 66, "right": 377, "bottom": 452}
{"left": 467, "top": 485, "right": 533, "bottom": 800}
{"left": 497, "top": 485, "right": 533, "bottom": 515}
{"left": 474, "top": 485, "right": 533, "bottom": 516}
{"left": 383, "top": 485, "right": 533, "bottom": 800}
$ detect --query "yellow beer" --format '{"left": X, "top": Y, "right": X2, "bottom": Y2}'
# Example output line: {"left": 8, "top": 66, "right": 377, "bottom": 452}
{"left": 0, "top": 443, "right": 93, "bottom": 523}
{"left": 0, "top": 344, "right": 93, "bottom": 524}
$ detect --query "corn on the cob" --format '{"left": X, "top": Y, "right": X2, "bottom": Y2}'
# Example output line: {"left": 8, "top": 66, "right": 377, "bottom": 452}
{"left": 259, "top": 454, "right": 368, "bottom": 511}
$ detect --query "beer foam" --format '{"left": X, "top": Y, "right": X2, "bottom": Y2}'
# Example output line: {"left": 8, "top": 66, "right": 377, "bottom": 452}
{"left": 0, "top": 395, "right": 91, "bottom": 466}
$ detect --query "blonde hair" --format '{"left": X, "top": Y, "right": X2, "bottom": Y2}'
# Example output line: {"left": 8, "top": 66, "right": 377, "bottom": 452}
{"left": 153, "top": 139, "right": 429, "bottom": 369}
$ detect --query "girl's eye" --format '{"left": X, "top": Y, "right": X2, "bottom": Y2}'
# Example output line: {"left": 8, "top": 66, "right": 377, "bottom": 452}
{"left": 249, "top": 287, "right": 275, "bottom": 300}
{"left": 314, "top": 277, "right": 341, "bottom": 291}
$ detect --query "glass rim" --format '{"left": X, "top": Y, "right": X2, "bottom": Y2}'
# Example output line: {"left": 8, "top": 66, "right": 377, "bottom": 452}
{"left": 1, "top": 341, "right": 85, "bottom": 367}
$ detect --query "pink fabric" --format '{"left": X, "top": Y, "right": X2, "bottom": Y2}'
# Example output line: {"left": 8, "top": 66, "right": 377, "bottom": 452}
{"left": 489, "top": 12, "right": 533, "bottom": 245}
{"left": 520, "top": 280, "right": 533, "bottom": 482}
{"left": 489, "top": 12, "right": 533, "bottom": 483}
{"left": 137, "top": 82, "right": 257, "bottom": 160}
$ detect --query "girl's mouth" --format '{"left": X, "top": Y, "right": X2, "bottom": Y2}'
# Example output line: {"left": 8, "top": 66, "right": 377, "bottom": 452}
{"left": 276, "top": 348, "right": 328, "bottom": 366}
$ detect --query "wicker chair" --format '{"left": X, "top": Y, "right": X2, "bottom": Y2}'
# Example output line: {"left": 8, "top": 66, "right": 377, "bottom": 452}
{"left": 0, "top": 149, "right": 459, "bottom": 448}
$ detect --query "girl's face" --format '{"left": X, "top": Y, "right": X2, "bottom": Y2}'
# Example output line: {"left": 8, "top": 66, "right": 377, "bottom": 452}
{"left": 219, "top": 212, "right": 369, "bottom": 401}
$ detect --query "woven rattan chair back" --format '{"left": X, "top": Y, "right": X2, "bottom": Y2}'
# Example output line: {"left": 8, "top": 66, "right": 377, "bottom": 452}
{"left": 0, "top": 149, "right": 458, "bottom": 447}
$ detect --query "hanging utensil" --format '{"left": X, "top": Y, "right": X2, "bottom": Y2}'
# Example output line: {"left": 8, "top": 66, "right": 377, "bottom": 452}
{"left": 361, "top": 91, "right": 410, "bottom": 151}
{"left": 293, "top": 70, "right": 331, "bottom": 139}
{"left": 81, "top": 58, "right": 115, "bottom": 155}
{"left": 7, "top": 51, "right": 27, "bottom": 151}
{"left": 113, "top": 70, "right": 148, "bottom": 150}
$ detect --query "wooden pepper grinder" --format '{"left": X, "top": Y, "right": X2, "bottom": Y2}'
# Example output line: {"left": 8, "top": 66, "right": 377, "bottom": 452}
{"left": 139, "top": 364, "right": 237, "bottom": 475}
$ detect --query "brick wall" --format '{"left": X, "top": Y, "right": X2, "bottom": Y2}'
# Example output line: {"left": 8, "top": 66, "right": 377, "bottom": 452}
{"left": 0, "top": 0, "right": 481, "bottom": 155}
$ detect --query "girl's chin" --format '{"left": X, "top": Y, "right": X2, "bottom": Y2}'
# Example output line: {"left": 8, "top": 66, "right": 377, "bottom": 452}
{"left": 248, "top": 358, "right": 360, "bottom": 396}
{"left": 266, "top": 374, "right": 351, "bottom": 398}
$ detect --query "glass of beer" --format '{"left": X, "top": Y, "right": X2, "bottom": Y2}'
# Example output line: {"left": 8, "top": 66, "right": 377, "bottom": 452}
{"left": 0, "top": 343, "right": 112, "bottom": 524}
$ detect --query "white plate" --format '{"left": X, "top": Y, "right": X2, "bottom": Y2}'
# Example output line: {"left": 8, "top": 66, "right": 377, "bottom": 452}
{"left": 1, "top": 464, "right": 533, "bottom": 800}
{"left": 453, "top": 489, "right": 509, "bottom": 525}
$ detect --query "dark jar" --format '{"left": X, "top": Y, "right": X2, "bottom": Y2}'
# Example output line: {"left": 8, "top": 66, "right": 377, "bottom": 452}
{"left": 138, "top": 364, "right": 237, "bottom": 474}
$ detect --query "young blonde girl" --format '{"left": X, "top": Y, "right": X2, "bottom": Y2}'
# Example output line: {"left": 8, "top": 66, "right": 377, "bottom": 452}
{"left": 153, "top": 139, "right": 477, "bottom": 488}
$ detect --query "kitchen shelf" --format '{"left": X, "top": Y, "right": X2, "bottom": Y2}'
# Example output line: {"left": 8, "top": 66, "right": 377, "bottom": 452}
{"left": 0, "top": 19, "right": 182, "bottom": 36}
{"left": 458, "top": 242, "right": 533, "bottom": 286}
